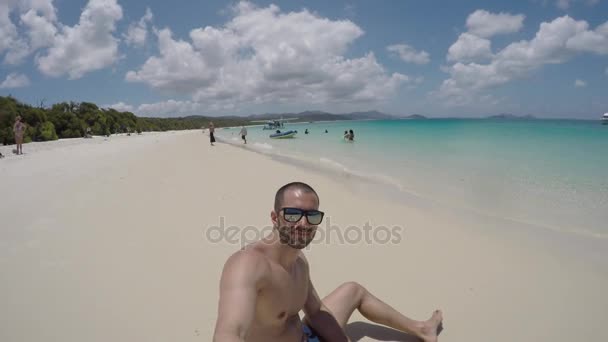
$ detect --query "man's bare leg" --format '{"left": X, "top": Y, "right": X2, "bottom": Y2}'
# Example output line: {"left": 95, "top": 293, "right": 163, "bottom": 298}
{"left": 321, "top": 282, "right": 442, "bottom": 342}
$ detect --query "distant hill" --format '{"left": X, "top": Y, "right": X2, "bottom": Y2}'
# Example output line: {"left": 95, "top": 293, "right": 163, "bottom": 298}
{"left": 400, "top": 114, "right": 427, "bottom": 119}
{"left": 184, "top": 114, "right": 243, "bottom": 120}
{"left": 246, "top": 110, "right": 396, "bottom": 122}
{"left": 342, "top": 110, "right": 395, "bottom": 120}
{"left": 485, "top": 113, "right": 536, "bottom": 119}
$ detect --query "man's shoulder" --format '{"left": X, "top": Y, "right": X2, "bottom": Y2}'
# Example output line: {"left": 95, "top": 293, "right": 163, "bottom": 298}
{"left": 222, "top": 247, "right": 271, "bottom": 278}
{"left": 219, "top": 248, "right": 273, "bottom": 291}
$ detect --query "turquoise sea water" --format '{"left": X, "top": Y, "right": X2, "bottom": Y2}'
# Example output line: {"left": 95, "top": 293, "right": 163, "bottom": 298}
{"left": 217, "top": 119, "right": 608, "bottom": 239}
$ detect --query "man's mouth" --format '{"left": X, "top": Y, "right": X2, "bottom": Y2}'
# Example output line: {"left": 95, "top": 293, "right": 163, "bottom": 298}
{"left": 292, "top": 228, "right": 312, "bottom": 238}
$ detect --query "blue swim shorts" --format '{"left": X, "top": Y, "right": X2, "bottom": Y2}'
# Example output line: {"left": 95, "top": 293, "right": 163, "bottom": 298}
{"left": 302, "top": 324, "right": 321, "bottom": 342}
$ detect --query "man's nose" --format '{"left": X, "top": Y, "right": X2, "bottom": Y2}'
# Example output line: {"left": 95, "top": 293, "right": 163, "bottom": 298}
{"left": 295, "top": 215, "right": 308, "bottom": 227}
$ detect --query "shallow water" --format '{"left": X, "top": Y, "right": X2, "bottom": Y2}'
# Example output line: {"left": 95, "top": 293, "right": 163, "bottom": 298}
{"left": 218, "top": 119, "right": 608, "bottom": 239}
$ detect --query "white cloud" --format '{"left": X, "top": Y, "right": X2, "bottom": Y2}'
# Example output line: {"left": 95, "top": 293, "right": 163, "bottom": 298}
{"left": 4, "top": 39, "right": 30, "bottom": 65}
{"left": 0, "top": 3, "right": 16, "bottom": 50}
{"left": 126, "top": 1, "right": 409, "bottom": 111}
{"left": 106, "top": 100, "right": 211, "bottom": 117}
{"left": 20, "top": 2, "right": 58, "bottom": 51}
{"left": 136, "top": 100, "right": 204, "bottom": 117}
{"left": 133, "top": 99, "right": 243, "bottom": 117}
{"left": 126, "top": 28, "right": 216, "bottom": 92}
{"left": 124, "top": 7, "right": 153, "bottom": 47}
{"left": 466, "top": 10, "right": 525, "bottom": 38}
{"left": 36, "top": 0, "right": 123, "bottom": 79}
{"left": 574, "top": 79, "right": 586, "bottom": 87}
{"left": 447, "top": 33, "right": 493, "bottom": 63}
{"left": 103, "top": 102, "right": 134, "bottom": 112}
{"left": 105, "top": 100, "right": 229, "bottom": 117}
{"left": 0, "top": 2, "right": 23, "bottom": 63}
{"left": 0, "top": 0, "right": 58, "bottom": 65}
{"left": 436, "top": 16, "right": 608, "bottom": 105}
{"left": 0, "top": 73, "right": 30, "bottom": 88}
{"left": 566, "top": 22, "right": 608, "bottom": 54}
{"left": 387, "top": 43, "right": 430, "bottom": 64}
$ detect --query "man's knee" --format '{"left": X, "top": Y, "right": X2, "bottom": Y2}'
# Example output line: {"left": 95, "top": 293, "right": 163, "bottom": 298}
{"left": 339, "top": 281, "right": 366, "bottom": 298}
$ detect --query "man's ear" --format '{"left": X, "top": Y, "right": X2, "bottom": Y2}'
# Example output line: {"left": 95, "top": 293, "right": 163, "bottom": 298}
{"left": 271, "top": 210, "right": 279, "bottom": 227}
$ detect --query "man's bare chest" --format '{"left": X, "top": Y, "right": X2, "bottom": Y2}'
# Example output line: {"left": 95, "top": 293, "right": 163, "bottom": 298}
{"left": 255, "top": 262, "right": 309, "bottom": 325}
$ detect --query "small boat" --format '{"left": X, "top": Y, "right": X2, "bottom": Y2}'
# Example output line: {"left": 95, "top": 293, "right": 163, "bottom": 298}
{"left": 270, "top": 130, "right": 297, "bottom": 139}
{"left": 602, "top": 113, "right": 608, "bottom": 125}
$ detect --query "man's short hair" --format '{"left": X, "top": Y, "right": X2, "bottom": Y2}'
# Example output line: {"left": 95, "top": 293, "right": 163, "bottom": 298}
{"left": 274, "top": 182, "right": 319, "bottom": 212}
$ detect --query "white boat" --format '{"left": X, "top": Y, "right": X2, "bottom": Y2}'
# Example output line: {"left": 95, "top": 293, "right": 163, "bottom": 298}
{"left": 270, "top": 130, "right": 298, "bottom": 139}
{"left": 603, "top": 113, "right": 608, "bottom": 124}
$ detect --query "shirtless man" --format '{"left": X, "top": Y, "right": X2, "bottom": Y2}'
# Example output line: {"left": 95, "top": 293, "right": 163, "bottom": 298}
{"left": 239, "top": 126, "right": 247, "bottom": 144}
{"left": 213, "top": 182, "right": 443, "bottom": 342}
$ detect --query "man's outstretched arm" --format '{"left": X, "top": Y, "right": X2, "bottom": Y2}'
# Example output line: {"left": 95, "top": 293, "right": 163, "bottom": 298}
{"left": 213, "top": 251, "right": 267, "bottom": 342}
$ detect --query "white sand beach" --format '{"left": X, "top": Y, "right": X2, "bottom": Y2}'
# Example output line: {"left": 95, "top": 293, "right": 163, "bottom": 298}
{"left": 1, "top": 130, "right": 607, "bottom": 342}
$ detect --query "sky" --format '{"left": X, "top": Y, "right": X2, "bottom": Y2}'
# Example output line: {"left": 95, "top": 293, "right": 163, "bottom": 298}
{"left": 0, "top": 0, "right": 607, "bottom": 118}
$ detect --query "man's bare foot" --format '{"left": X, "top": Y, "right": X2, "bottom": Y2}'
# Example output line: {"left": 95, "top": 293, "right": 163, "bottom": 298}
{"left": 417, "top": 310, "right": 443, "bottom": 342}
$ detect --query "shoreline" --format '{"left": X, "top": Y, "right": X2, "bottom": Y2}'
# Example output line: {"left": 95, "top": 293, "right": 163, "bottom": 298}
{"left": 214, "top": 129, "right": 608, "bottom": 247}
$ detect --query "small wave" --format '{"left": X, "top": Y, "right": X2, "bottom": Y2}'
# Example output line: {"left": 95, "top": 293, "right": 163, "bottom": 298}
{"left": 319, "top": 157, "right": 405, "bottom": 192}
{"left": 319, "top": 157, "right": 349, "bottom": 172}
{"left": 217, "top": 141, "right": 411, "bottom": 199}
{"left": 253, "top": 142, "right": 273, "bottom": 150}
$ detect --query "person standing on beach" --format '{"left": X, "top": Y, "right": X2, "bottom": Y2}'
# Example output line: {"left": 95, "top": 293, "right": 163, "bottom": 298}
{"left": 239, "top": 126, "right": 248, "bottom": 144}
{"left": 13, "top": 115, "right": 26, "bottom": 155}
{"left": 348, "top": 129, "right": 354, "bottom": 141}
{"left": 209, "top": 122, "right": 216, "bottom": 146}
{"left": 213, "top": 182, "right": 443, "bottom": 342}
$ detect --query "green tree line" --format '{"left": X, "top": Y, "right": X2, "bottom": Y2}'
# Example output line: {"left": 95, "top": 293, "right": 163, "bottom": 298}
{"left": 0, "top": 96, "right": 252, "bottom": 145}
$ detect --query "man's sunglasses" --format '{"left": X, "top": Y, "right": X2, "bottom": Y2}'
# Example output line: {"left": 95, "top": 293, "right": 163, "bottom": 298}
{"left": 281, "top": 207, "right": 325, "bottom": 225}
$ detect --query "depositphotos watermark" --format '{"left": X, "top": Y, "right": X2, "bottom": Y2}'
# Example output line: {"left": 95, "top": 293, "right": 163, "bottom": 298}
{"left": 204, "top": 216, "right": 404, "bottom": 248}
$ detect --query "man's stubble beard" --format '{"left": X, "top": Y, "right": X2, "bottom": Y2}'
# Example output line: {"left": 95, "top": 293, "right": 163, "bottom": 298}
{"left": 275, "top": 225, "right": 316, "bottom": 250}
